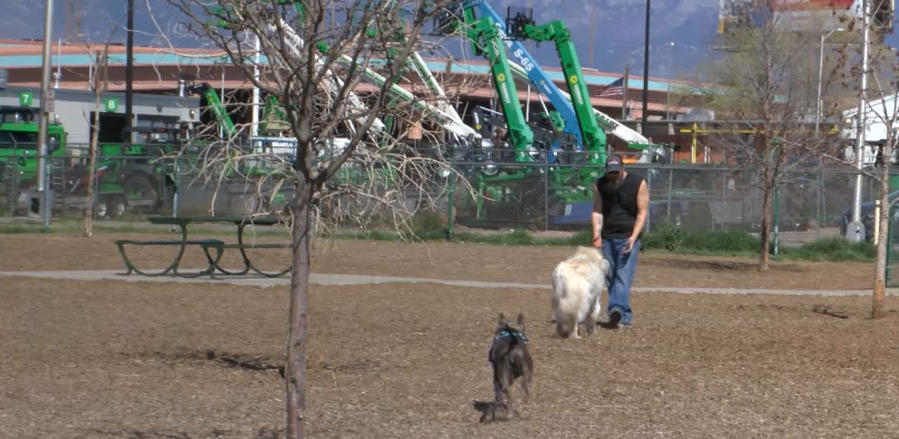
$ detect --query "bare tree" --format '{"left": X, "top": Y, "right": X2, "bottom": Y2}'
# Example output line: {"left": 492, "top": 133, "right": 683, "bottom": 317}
{"left": 160, "top": 1, "right": 474, "bottom": 436}
{"left": 684, "top": 11, "right": 828, "bottom": 271}
{"left": 826, "top": 0, "right": 898, "bottom": 318}
{"left": 82, "top": 45, "right": 110, "bottom": 237}
{"left": 68, "top": 1, "right": 125, "bottom": 236}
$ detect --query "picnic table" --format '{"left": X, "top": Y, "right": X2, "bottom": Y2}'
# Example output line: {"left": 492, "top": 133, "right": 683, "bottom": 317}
{"left": 114, "top": 215, "right": 291, "bottom": 278}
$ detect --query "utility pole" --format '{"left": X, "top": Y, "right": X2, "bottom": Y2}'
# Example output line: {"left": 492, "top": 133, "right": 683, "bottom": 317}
{"left": 125, "top": 0, "right": 134, "bottom": 141}
{"left": 641, "top": 0, "right": 651, "bottom": 132}
{"left": 848, "top": 0, "right": 870, "bottom": 243}
{"left": 589, "top": 3, "right": 596, "bottom": 68}
{"left": 666, "top": 41, "right": 673, "bottom": 120}
{"left": 252, "top": 34, "right": 260, "bottom": 137}
{"left": 621, "top": 64, "right": 629, "bottom": 119}
{"left": 36, "top": 0, "right": 54, "bottom": 227}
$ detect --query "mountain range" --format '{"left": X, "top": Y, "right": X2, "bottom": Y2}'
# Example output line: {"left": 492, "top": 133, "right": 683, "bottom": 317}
{"left": 2, "top": 0, "right": 896, "bottom": 82}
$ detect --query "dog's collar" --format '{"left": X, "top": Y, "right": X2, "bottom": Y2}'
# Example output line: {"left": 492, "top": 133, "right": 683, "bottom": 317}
{"left": 495, "top": 330, "right": 528, "bottom": 344}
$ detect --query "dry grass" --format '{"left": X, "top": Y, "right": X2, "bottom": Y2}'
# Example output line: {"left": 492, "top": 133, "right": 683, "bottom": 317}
{"left": 2, "top": 277, "right": 899, "bottom": 438}
{"left": 0, "top": 233, "right": 876, "bottom": 290}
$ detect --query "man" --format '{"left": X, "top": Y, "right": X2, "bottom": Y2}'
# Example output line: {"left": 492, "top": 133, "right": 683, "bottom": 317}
{"left": 591, "top": 154, "right": 649, "bottom": 328}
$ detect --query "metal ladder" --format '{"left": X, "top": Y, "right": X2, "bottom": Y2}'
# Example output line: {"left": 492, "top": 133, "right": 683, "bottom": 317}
{"left": 2, "top": 162, "right": 17, "bottom": 215}
{"left": 49, "top": 159, "right": 67, "bottom": 213}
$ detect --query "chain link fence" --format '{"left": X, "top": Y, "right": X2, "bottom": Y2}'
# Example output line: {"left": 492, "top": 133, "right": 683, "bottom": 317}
{"left": 2, "top": 145, "right": 897, "bottom": 247}
{"left": 8, "top": 144, "right": 899, "bottom": 283}
{"left": 0, "top": 144, "right": 298, "bottom": 221}
{"left": 443, "top": 161, "right": 899, "bottom": 242}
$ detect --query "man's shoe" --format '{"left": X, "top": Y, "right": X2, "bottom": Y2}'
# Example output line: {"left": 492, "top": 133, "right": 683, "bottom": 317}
{"left": 608, "top": 310, "right": 621, "bottom": 329}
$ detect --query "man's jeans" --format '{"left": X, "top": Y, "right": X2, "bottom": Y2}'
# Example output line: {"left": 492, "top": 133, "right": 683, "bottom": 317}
{"left": 600, "top": 237, "right": 640, "bottom": 325}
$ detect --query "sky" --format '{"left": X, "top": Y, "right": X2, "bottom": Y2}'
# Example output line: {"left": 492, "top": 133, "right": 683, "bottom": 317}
{"left": 2, "top": 0, "right": 897, "bottom": 81}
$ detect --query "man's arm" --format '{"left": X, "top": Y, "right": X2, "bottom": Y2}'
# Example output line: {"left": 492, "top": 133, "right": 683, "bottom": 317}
{"left": 630, "top": 179, "right": 649, "bottom": 240}
{"left": 591, "top": 184, "right": 603, "bottom": 246}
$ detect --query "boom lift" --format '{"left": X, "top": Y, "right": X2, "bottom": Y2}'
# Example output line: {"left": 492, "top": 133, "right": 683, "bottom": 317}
{"left": 327, "top": 1, "right": 479, "bottom": 145}
{"left": 185, "top": 82, "right": 239, "bottom": 139}
{"left": 435, "top": 4, "right": 587, "bottom": 166}
{"left": 504, "top": 7, "right": 606, "bottom": 167}
{"left": 226, "top": 0, "right": 479, "bottom": 145}
{"left": 465, "top": 0, "right": 666, "bottom": 158}
{"left": 463, "top": 14, "right": 534, "bottom": 162}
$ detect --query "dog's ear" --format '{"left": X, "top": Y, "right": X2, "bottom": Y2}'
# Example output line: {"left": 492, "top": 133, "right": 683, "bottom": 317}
{"left": 516, "top": 312, "right": 525, "bottom": 332}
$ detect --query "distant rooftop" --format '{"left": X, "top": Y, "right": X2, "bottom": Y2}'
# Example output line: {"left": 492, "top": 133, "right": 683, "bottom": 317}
{"left": 0, "top": 38, "right": 712, "bottom": 93}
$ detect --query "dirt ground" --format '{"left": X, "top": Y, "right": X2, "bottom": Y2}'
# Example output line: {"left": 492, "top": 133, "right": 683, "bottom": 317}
{"left": 0, "top": 233, "right": 877, "bottom": 289}
{"left": 2, "top": 277, "right": 899, "bottom": 438}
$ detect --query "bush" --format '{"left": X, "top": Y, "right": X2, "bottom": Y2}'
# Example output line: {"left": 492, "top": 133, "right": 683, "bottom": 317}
{"left": 409, "top": 210, "right": 448, "bottom": 241}
{"left": 780, "top": 238, "right": 876, "bottom": 262}
{"left": 568, "top": 229, "right": 594, "bottom": 247}
{"left": 642, "top": 221, "right": 758, "bottom": 254}
{"left": 643, "top": 220, "right": 687, "bottom": 251}
{"left": 685, "top": 228, "right": 759, "bottom": 253}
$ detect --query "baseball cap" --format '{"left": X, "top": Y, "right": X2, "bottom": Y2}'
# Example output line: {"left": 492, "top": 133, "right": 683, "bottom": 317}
{"left": 605, "top": 154, "right": 623, "bottom": 173}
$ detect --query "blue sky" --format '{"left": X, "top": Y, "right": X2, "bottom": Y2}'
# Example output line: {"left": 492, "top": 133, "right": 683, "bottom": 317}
{"left": 2, "top": 0, "right": 896, "bottom": 81}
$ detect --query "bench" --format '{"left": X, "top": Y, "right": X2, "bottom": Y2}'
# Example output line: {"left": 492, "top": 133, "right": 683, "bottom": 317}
{"left": 115, "top": 215, "right": 291, "bottom": 278}
{"left": 115, "top": 238, "right": 226, "bottom": 278}
{"left": 198, "top": 242, "right": 291, "bottom": 278}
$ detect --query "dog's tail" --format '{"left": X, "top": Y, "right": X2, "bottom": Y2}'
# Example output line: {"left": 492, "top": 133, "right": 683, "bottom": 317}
{"left": 551, "top": 266, "right": 567, "bottom": 299}
{"left": 600, "top": 257, "right": 611, "bottom": 277}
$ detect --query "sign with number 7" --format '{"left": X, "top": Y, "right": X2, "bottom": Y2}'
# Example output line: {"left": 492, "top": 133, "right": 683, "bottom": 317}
{"left": 18, "top": 91, "right": 32, "bottom": 107}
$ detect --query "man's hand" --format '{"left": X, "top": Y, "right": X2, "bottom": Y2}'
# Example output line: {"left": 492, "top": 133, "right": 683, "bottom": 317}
{"left": 623, "top": 236, "right": 637, "bottom": 253}
{"left": 592, "top": 236, "right": 601, "bottom": 248}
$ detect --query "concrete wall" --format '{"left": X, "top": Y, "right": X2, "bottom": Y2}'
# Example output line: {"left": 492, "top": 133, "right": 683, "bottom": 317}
{"left": 0, "top": 86, "right": 199, "bottom": 145}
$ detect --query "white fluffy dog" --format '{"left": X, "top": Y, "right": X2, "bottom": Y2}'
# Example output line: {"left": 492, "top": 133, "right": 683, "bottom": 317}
{"left": 551, "top": 246, "right": 611, "bottom": 339}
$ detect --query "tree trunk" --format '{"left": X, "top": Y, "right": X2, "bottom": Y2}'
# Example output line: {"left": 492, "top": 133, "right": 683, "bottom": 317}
{"left": 873, "top": 151, "right": 890, "bottom": 319}
{"left": 758, "top": 183, "right": 772, "bottom": 272}
{"left": 83, "top": 84, "right": 102, "bottom": 237}
{"left": 286, "top": 179, "right": 312, "bottom": 438}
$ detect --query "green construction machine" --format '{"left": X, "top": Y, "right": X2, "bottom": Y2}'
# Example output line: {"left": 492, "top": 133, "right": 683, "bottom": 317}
{"left": 431, "top": 3, "right": 606, "bottom": 227}
{"left": 0, "top": 106, "right": 64, "bottom": 214}
{"left": 0, "top": 104, "right": 187, "bottom": 218}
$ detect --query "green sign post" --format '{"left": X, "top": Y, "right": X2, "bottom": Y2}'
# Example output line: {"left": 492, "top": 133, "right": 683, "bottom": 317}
{"left": 104, "top": 97, "right": 118, "bottom": 112}
{"left": 18, "top": 91, "right": 33, "bottom": 107}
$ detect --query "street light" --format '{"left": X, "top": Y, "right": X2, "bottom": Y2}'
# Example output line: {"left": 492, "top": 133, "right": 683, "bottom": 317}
{"left": 816, "top": 27, "right": 844, "bottom": 135}
{"left": 665, "top": 41, "right": 674, "bottom": 120}
{"left": 54, "top": 34, "right": 88, "bottom": 89}
{"left": 35, "top": 0, "right": 53, "bottom": 228}
{"left": 641, "top": 0, "right": 651, "bottom": 132}
{"left": 848, "top": 0, "right": 872, "bottom": 244}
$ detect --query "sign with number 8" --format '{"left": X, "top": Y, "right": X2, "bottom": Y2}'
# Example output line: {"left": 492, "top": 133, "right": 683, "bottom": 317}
{"left": 104, "top": 97, "right": 118, "bottom": 112}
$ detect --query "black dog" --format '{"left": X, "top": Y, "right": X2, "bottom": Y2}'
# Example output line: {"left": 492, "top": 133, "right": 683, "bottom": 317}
{"left": 483, "top": 312, "right": 533, "bottom": 422}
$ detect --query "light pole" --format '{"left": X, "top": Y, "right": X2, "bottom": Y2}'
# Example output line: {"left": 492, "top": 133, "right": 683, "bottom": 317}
{"left": 125, "top": 0, "right": 134, "bottom": 139}
{"left": 54, "top": 34, "right": 88, "bottom": 89}
{"left": 35, "top": 0, "right": 54, "bottom": 227}
{"left": 641, "top": 0, "right": 651, "bottom": 132}
{"left": 848, "top": 0, "right": 871, "bottom": 243}
{"left": 252, "top": 33, "right": 260, "bottom": 137}
{"left": 816, "top": 27, "right": 843, "bottom": 135}
{"left": 665, "top": 41, "right": 673, "bottom": 120}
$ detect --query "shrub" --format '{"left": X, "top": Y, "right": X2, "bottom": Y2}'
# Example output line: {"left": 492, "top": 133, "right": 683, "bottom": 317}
{"left": 780, "top": 238, "right": 876, "bottom": 262}
{"left": 684, "top": 228, "right": 759, "bottom": 253}
{"left": 568, "top": 229, "right": 594, "bottom": 247}
{"left": 643, "top": 220, "right": 687, "bottom": 251}
{"left": 410, "top": 210, "right": 447, "bottom": 241}
{"left": 642, "top": 222, "right": 758, "bottom": 254}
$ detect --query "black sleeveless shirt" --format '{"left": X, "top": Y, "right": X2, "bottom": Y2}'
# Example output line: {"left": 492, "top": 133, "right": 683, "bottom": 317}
{"left": 596, "top": 173, "right": 644, "bottom": 239}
